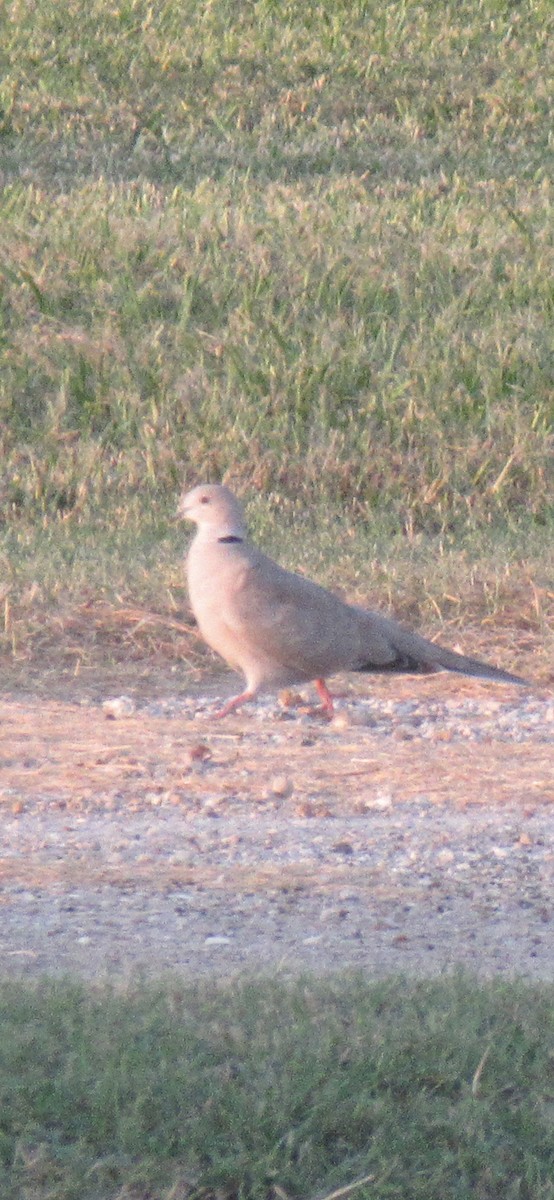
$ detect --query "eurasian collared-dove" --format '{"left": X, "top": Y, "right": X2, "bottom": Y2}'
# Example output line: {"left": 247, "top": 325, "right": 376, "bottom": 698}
{"left": 179, "top": 483, "right": 527, "bottom": 718}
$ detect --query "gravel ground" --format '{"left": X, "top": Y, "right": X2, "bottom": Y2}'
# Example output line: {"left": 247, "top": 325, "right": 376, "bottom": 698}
{"left": 1, "top": 682, "right": 552, "bottom": 982}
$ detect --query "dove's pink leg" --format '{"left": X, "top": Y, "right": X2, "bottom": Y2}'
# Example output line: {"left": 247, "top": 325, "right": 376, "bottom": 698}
{"left": 314, "top": 678, "right": 334, "bottom": 718}
{"left": 214, "top": 690, "right": 256, "bottom": 718}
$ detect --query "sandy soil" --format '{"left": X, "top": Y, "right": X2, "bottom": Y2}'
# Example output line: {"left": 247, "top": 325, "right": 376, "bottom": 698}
{"left": 1, "top": 674, "right": 552, "bottom": 982}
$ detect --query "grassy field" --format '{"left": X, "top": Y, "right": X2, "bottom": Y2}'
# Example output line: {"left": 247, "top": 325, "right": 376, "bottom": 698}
{"left": 0, "top": 972, "right": 552, "bottom": 1200}
{"left": 1, "top": 0, "right": 553, "bottom": 675}
{"left": 1, "top": 9, "right": 553, "bottom": 1196}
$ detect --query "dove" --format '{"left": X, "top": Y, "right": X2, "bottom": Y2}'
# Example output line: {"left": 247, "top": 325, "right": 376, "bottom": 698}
{"left": 179, "top": 483, "right": 527, "bottom": 718}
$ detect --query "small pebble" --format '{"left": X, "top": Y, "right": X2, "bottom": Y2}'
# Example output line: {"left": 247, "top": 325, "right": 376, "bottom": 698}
{"left": 270, "top": 775, "right": 293, "bottom": 798}
{"left": 319, "top": 907, "right": 348, "bottom": 923}
{"left": 186, "top": 743, "right": 212, "bottom": 764}
{"left": 102, "top": 696, "right": 136, "bottom": 719}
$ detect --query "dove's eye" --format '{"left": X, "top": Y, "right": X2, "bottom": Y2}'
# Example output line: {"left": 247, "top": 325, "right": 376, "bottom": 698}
{"left": 199, "top": 495, "right": 210, "bottom": 504}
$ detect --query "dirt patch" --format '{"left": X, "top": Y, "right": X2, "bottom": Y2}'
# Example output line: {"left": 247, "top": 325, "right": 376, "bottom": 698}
{"left": 1, "top": 675, "right": 552, "bottom": 981}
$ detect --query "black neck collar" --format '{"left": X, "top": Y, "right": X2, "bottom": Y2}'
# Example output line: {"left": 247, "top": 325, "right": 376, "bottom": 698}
{"left": 218, "top": 535, "right": 244, "bottom": 544}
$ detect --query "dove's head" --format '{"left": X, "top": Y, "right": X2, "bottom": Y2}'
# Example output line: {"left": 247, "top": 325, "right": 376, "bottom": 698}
{"left": 178, "top": 483, "right": 246, "bottom": 539}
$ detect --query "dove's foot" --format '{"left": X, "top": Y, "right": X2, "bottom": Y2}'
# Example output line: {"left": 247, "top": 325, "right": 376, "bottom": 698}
{"left": 214, "top": 690, "right": 256, "bottom": 718}
{"left": 313, "top": 678, "right": 334, "bottom": 719}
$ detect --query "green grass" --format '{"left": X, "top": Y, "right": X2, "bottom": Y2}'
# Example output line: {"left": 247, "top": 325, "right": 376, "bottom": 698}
{"left": 0, "top": 973, "right": 552, "bottom": 1199}
{"left": 0, "top": 0, "right": 553, "bottom": 670}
